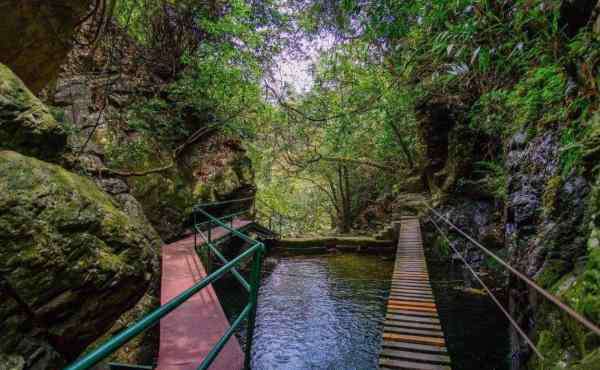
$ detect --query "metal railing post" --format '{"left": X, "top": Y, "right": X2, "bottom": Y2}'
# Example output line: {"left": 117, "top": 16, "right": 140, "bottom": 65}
{"left": 244, "top": 243, "right": 264, "bottom": 370}
{"left": 193, "top": 210, "right": 197, "bottom": 250}
{"left": 207, "top": 219, "right": 213, "bottom": 273}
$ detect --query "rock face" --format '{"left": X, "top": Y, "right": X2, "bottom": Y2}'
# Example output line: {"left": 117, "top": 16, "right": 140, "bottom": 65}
{"left": 0, "top": 64, "right": 67, "bottom": 161}
{"left": 129, "top": 136, "right": 256, "bottom": 241}
{"left": 415, "top": 97, "right": 478, "bottom": 195}
{"left": 0, "top": 150, "right": 159, "bottom": 368}
{"left": 42, "top": 23, "right": 256, "bottom": 241}
{"left": 0, "top": 0, "right": 94, "bottom": 94}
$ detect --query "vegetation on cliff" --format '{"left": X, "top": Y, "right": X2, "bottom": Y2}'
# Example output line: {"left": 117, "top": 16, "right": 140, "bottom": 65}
{"left": 1, "top": 0, "right": 600, "bottom": 369}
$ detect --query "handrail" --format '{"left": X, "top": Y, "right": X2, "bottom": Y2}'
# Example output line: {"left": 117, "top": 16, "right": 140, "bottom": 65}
{"left": 253, "top": 200, "right": 296, "bottom": 236}
{"left": 64, "top": 243, "right": 263, "bottom": 370}
{"left": 65, "top": 199, "right": 265, "bottom": 370}
{"left": 195, "top": 224, "right": 251, "bottom": 292}
{"left": 192, "top": 196, "right": 255, "bottom": 210}
{"left": 425, "top": 203, "right": 600, "bottom": 337}
{"left": 428, "top": 216, "right": 544, "bottom": 360}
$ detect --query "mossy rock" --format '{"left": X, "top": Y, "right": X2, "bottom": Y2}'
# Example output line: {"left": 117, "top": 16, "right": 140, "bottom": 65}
{"left": 582, "top": 113, "right": 600, "bottom": 175}
{"left": 129, "top": 171, "right": 194, "bottom": 241}
{"left": 569, "top": 349, "right": 600, "bottom": 370}
{"left": 536, "top": 259, "right": 570, "bottom": 288}
{"left": 0, "top": 1, "right": 94, "bottom": 93}
{"left": 0, "top": 63, "right": 67, "bottom": 161}
{"left": 0, "top": 150, "right": 160, "bottom": 368}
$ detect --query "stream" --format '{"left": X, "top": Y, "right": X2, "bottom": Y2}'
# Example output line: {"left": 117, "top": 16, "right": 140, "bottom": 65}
{"left": 214, "top": 250, "right": 510, "bottom": 369}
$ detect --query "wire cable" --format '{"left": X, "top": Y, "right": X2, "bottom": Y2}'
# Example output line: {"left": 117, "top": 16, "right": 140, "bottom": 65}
{"left": 425, "top": 204, "right": 600, "bottom": 337}
{"left": 428, "top": 216, "right": 544, "bottom": 360}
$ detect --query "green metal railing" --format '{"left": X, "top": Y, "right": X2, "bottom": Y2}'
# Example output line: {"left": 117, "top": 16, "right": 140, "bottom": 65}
{"left": 253, "top": 199, "right": 294, "bottom": 236}
{"left": 65, "top": 198, "right": 264, "bottom": 370}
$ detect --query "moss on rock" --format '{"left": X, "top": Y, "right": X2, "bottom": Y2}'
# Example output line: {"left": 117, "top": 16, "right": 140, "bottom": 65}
{"left": 0, "top": 64, "right": 67, "bottom": 161}
{"left": 0, "top": 150, "right": 160, "bottom": 368}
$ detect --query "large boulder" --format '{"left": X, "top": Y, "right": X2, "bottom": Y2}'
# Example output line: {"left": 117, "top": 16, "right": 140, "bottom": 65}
{"left": 0, "top": 0, "right": 94, "bottom": 93}
{"left": 0, "top": 150, "right": 160, "bottom": 369}
{"left": 0, "top": 63, "right": 67, "bottom": 161}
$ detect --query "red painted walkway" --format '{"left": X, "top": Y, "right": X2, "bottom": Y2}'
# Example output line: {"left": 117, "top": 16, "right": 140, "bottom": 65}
{"left": 157, "top": 219, "right": 252, "bottom": 370}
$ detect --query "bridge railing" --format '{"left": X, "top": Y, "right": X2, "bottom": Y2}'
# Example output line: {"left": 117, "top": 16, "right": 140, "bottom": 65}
{"left": 253, "top": 199, "right": 298, "bottom": 236}
{"left": 425, "top": 203, "right": 600, "bottom": 365}
{"left": 65, "top": 198, "right": 265, "bottom": 370}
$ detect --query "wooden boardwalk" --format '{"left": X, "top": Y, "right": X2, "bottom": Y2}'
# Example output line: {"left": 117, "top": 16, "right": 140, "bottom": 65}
{"left": 157, "top": 220, "right": 251, "bottom": 370}
{"left": 379, "top": 217, "right": 452, "bottom": 370}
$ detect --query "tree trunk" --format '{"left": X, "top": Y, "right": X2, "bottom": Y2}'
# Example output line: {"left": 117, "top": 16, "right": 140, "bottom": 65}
{"left": 387, "top": 120, "right": 415, "bottom": 170}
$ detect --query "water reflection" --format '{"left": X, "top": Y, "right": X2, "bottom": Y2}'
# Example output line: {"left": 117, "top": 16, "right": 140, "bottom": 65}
{"left": 251, "top": 254, "right": 393, "bottom": 370}
{"left": 214, "top": 251, "right": 510, "bottom": 370}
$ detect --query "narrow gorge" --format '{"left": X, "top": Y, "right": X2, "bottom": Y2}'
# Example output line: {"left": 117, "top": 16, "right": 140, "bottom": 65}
{"left": 1, "top": 1, "right": 599, "bottom": 369}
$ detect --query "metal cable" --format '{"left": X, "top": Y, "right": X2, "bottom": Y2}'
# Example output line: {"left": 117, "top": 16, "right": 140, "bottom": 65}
{"left": 425, "top": 204, "right": 600, "bottom": 337}
{"left": 428, "top": 216, "right": 544, "bottom": 360}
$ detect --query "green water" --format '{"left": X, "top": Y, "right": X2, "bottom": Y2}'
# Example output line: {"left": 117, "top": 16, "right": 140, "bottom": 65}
{"left": 214, "top": 252, "right": 394, "bottom": 369}
{"left": 426, "top": 258, "right": 511, "bottom": 370}
{"left": 214, "top": 250, "right": 510, "bottom": 369}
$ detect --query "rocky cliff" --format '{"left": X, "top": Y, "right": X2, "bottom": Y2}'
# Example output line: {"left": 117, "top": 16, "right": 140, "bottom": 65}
{"left": 0, "top": 64, "right": 161, "bottom": 369}
{"left": 42, "top": 19, "right": 255, "bottom": 241}
{"left": 390, "top": 2, "right": 600, "bottom": 368}
{"left": 0, "top": 0, "right": 96, "bottom": 94}
{"left": 0, "top": 2, "right": 255, "bottom": 368}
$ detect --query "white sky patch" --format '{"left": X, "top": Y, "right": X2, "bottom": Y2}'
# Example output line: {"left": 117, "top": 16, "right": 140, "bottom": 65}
{"left": 268, "top": 32, "right": 336, "bottom": 96}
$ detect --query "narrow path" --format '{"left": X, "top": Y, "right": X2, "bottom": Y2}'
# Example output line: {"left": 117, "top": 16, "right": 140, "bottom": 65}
{"left": 157, "top": 219, "right": 251, "bottom": 370}
{"left": 379, "top": 217, "right": 452, "bottom": 370}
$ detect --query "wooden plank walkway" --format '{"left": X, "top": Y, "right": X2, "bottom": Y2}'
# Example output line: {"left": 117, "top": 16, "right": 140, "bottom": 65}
{"left": 157, "top": 219, "right": 251, "bottom": 370}
{"left": 379, "top": 217, "right": 452, "bottom": 370}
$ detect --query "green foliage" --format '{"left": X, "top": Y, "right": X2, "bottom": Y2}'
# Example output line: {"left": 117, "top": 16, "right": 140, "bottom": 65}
{"left": 48, "top": 106, "right": 80, "bottom": 137}
{"left": 507, "top": 66, "right": 568, "bottom": 128}
{"left": 560, "top": 127, "right": 585, "bottom": 177}
{"left": 469, "top": 90, "right": 511, "bottom": 137}
{"left": 435, "top": 235, "right": 451, "bottom": 257}
{"left": 127, "top": 98, "right": 190, "bottom": 148}
{"left": 105, "top": 136, "right": 154, "bottom": 169}
{"left": 577, "top": 247, "right": 600, "bottom": 325}
{"left": 474, "top": 160, "right": 508, "bottom": 201}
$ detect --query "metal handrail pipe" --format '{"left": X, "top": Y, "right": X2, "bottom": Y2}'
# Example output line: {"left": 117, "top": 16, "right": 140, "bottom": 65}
{"left": 195, "top": 208, "right": 257, "bottom": 244}
{"left": 192, "top": 196, "right": 255, "bottom": 210}
{"left": 426, "top": 204, "right": 600, "bottom": 337}
{"left": 64, "top": 243, "right": 264, "bottom": 370}
{"left": 197, "top": 303, "right": 253, "bottom": 370}
{"left": 194, "top": 226, "right": 251, "bottom": 292}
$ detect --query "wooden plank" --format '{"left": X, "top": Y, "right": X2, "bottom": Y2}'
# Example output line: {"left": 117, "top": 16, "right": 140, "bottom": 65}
{"left": 389, "top": 296, "right": 435, "bottom": 303}
{"left": 391, "top": 284, "right": 432, "bottom": 290}
{"left": 389, "top": 295, "right": 434, "bottom": 301}
{"left": 384, "top": 326, "right": 445, "bottom": 338}
{"left": 380, "top": 217, "right": 451, "bottom": 369}
{"left": 379, "top": 358, "right": 450, "bottom": 370}
{"left": 392, "top": 279, "right": 430, "bottom": 284}
{"left": 387, "top": 305, "right": 438, "bottom": 313}
{"left": 389, "top": 289, "right": 432, "bottom": 295}
{"left": 387, "top": 308, "right": 438, "bottom": 318}
{"left": 388, "top": 300, "right": 436, "bottom": 308}
{"left": 383, "top": 333, "right": 446, "bottom": 347}
{"left": 393, "top": 274, "right": 429, "bottom": 278}
{"left": 386, "top": 314, "right": 440, "bottom": 324}
{"left": 384, "top": 320, "right": 442, "bottom": 330}
{"left": 391, "top": 285, "right": 432, "bottom": 290}
{"left": 383, "top": 332, "right": 446, "bottom": 347}
{"left": 390, "top": 288, "right": 433, "bottom": 295}
{"left": 380, "top": 349, "right": 451, "bottom": 364}
{"left": 381, "top": 340, "right": 447, "bottom": 354}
